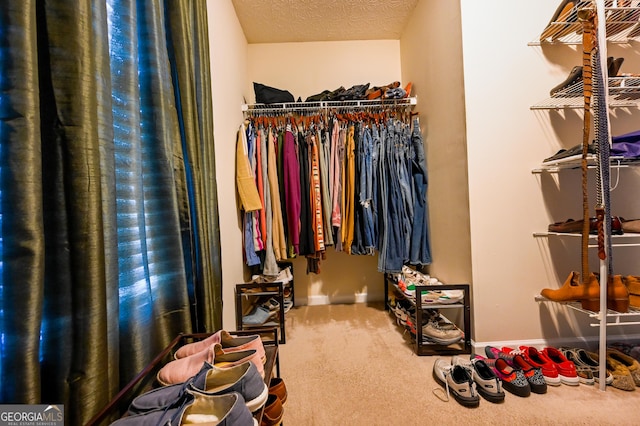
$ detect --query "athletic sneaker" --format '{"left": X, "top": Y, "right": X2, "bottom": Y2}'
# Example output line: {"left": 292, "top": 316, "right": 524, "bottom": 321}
{"left": 542, "top": 346, "right": 580, "bottom": 386}
{"left": 481, "top": 356, "right": 531, "bottom": 397}
{"left": 516, "top": 346, "right": 562, "bottom": 386}
{"left": 422, "top": 319, "right": 464, "bottom": 345}
{"left": 433, "top": 358, "right": 479, "bottom": 407}
{"left": 454, "top": 356, "right": 505, "bottom": 403}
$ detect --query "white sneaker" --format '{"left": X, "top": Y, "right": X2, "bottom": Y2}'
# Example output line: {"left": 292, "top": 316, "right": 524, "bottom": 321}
{"left": 432, "top": 358, "right": 479, "bottom": 407}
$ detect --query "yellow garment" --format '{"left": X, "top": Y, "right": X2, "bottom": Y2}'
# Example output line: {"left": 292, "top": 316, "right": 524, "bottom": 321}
{"left": 267, "top": 128, "right": 287, "bottom": 260}
{"left": 236, "top": 124, "right": 262, "bottom": 212}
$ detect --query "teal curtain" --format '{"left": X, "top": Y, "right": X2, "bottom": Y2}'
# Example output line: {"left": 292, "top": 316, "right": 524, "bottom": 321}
{"left": 0, "top": 1, "right": 222, "bottom": 424}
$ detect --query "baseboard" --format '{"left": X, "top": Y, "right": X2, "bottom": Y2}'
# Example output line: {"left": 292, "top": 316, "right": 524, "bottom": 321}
{"left": 301, "top": 292, "right": 376, "bottom": 306}
{"left": 472, "top": 332, "right": 640, "bottom": 354}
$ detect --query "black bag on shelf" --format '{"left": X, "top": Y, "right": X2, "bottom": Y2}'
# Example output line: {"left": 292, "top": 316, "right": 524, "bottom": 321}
{"left": 254, "top": 82, "right": 294, "bottom": 104}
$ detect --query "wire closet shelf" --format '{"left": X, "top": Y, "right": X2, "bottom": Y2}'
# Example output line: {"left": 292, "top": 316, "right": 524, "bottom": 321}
{"left": 241, "top": 97, "right": 417, "bottom": 114}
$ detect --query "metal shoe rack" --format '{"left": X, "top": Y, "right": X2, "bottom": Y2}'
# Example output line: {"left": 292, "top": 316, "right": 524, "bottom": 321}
{"left": 86, "top": 329, "right": 281, "bottom": 425}
{"left": 530, "top": 0, "right": 640, "bottom": 391}
{"left": 384, "top": 274, "right": 471, "bottom": 356}
{"left": 235, "top": 263, "right": 294, "bottom": 344}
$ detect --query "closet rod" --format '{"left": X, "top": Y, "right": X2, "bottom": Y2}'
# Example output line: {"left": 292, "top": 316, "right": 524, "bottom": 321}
{"left": 241, "top": 97, "right": 417, "bottom": 113}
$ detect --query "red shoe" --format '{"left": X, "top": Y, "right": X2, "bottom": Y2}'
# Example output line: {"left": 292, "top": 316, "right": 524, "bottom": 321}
{"left": 515, "top": 346, "right": 561, "bottom": 386}
{"left": 542, "top": 346, "right": 580, "bottom": 386}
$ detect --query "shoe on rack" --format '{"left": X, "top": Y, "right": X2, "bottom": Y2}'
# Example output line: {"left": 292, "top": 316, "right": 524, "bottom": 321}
{"left": 134, "top": 361, "right": 268, "bottom": 414}
{"left": 260, "top": 394, "right": 284, "bottom": 426}
{"left": 432, "top": 358, "right": 480, "bottom": 407}
{"left": 174, "top": 330, "right": 265, "bottom": 361}
{"left": 159, "top": 343, "right": 264, "bottom": 386}
{"left": 559, "top": 348, "right": 595, "bottom": 385}
{"left": 268, "top": 377, "right": 287, "bottom": 405}
{"left": 549, "top": 65, "right": 583, "bottom": 96}
{"left": 515, "top": 346, "right": 561, "bottom": 386}
{"left": 479, "top": 356, "right": 531, "bottom": 397}
{"left": 540, "top": 0, "right": 575, "bottom": 41}
{"left": 623, "top": 275, "right": 640, "bottom": 308}
{"left": 115, "top": 392, "right": 255, "bottom": 426}
{"left": 540, "top": 271, "right": 600, "bottom": 311}
{"left": 541, "top": 347, "right": 580, "bottom": 386}
{"left": 607, "top": 348, "right": 640, "bottom": 387}
{"left": 421, "top": 318, "right": 464, "bottom": 345}
{"left": 454, "top": 357, "right": 505, "bottom": 403}
{"left": 242, "top": 304, "right": 277, "bottom": 326}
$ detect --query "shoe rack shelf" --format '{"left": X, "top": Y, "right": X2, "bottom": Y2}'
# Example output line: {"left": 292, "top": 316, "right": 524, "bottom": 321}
{"left": 241, "top": 96, "right": 417, "bottom": 113}
{"left": 531, "top": 156, "right": 638, "bottom": 173}
{"left": 531, "top": 77, "right": 640, "bottom": 110}
{"left": 535, "top": 295, "right": 640, "bottom": 326}
{"left": 235, "top": 282, "right": 287, "bottom": 344}
{"left": 533, "top": 232, "right": 640, "bottom": 247}
{"left": 530, "top": 2, "right": 640, "bottom": 46}
{"left": 86, "top": 329, "right": 280, "bottom": 426}
{"left": 384, "top": 275, "right": 472, "bottom": 356}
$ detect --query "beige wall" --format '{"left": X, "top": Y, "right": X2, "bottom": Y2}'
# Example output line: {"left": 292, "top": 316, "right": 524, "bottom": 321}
{"left": 400, "top": 1, "right": 472, "bottom": 285}
{"left": 207, "top": 0, "right": 249, "bottom": 329}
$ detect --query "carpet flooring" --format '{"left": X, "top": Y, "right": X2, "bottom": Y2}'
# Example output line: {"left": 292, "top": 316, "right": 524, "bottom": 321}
{"left": 277, "top": 302, "right": 640, "bottom": 425}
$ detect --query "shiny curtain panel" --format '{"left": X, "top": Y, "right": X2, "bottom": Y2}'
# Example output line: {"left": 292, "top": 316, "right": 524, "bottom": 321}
{"left": 0, "top": 1, "right": 220, "bottom": 423}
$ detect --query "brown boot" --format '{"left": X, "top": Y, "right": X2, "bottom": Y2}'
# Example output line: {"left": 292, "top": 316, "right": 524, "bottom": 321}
{"left": 624, "top": 275, "right": 640, "bottom": 308}
{"left": 541, "top": 271, "right": 600, "bottom": 308}
{"left": 607, "top": 275, "right": 629, "bottom": 313}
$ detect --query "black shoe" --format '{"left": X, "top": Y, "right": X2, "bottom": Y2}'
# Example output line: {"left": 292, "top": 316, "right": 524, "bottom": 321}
{"left": 550, "top": 65, "right": 583, "bottom": 96}
{"left": 609, "top": 57, "right": 624, "bottom": 77}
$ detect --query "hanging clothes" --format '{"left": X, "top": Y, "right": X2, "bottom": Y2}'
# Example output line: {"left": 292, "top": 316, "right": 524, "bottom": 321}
{"left": 238, "top": 103, "right": 431, "bottom": 274}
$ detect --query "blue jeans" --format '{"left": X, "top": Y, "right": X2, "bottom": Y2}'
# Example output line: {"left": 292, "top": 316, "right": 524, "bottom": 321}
{"left": 359, "top": 126, "right": 375, "bottom": 252}
{"left": 408, "top": 119, "right": 432, "bottom": 265}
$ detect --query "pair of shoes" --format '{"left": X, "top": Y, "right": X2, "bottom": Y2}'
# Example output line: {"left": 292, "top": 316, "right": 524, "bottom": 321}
{"left": 588, "top": 350, "right": 637, "bottom": 391}
{"left": 476, "top": 355, "right": 531, "bottom": 397}
{"left": 543, "top": 143, "right": 595, "bottom": 163}
{"left": 560, "top": 347, "right": 611, "bottom": 384}
{"left": 622, "top": 218, "right": 640, "bottom": 233}
{"left": 365, "top": 81, "right": 400, "bottom": 100}
{"left": 261, "top": 378, "right": 287, "bottom": 426}
{"left": 114, "top": 391, "right": 256, "bottom": 426}
{"left": 607, "top": 348, "right": 640, "bottom": 387}
{"left": 540, "top": 0, "right": 577, "bottom": 41}
{"left": 138, "top": 362, "right": 268, "bottom": 414}
{"left": 175, "top": 330, "right": 265, "bottom": 362}
{"left": 252, "top": 266, "right": 293, "bottom": 284}
{"left": 547, "top": 216, "right": 623, "bottom": 235}
{"left": 485, "top": 346, "right": 547, "bottom": 394}
{"left": 539, "top": 272, "right": 629, "bottom": 312}
{"left": 421, "top": 316, "right": 464, "bottom": 345}
{"left": 623, "top": 275, "right": 640, "bottom": 308}
{"left": 243, "top": 302, "right": 278, "bottom": 326}
{"left": 159, "top": 342, "right": 265, "bottom": 386}
{"left": 454, "top": 357, "right": 505, "bottom": 403}
{"left": 432, "top": 357, "right": 480, "bottom": 407}
{"left": 540, "top": 271, "right": 600, "bottom": 311}
{"left": 541, "top": 347, "right": 579, "bottom": 386}
{"left": 558, "top": 348, "right": 595, "bottom": 385}
{"left": 510, "top": 346, "right": 561, "bottom": 386}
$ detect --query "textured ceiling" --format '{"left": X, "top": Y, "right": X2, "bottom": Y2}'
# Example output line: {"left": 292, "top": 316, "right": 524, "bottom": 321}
{"left": 232, "top": 0, "right": 420, "bottom": 43}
